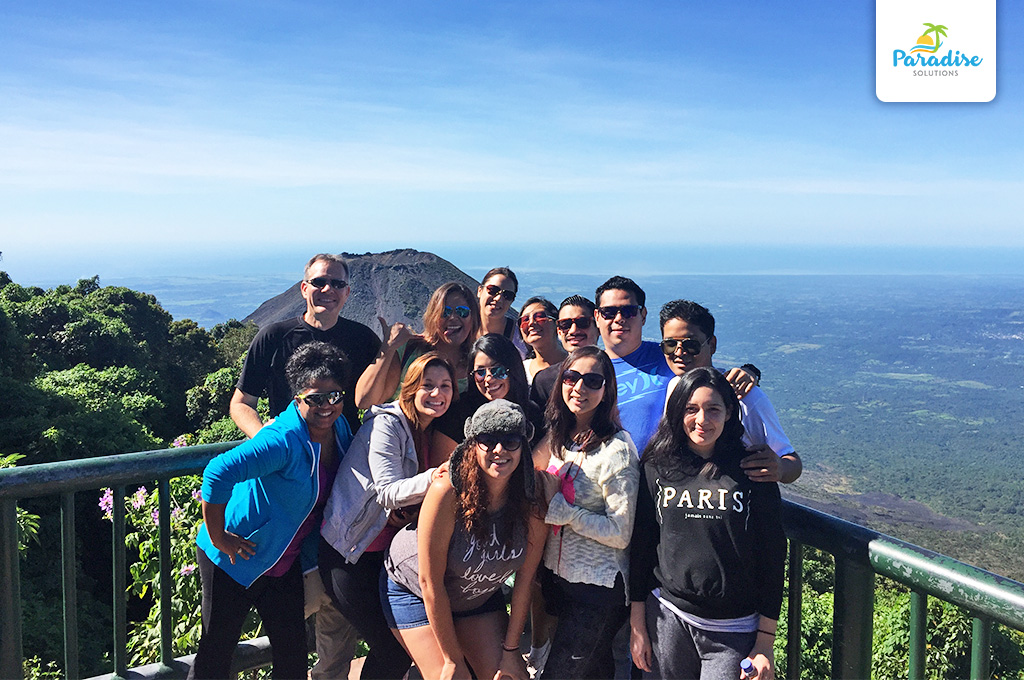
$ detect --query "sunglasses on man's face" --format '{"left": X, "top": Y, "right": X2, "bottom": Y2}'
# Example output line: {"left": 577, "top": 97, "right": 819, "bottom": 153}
{"left": 296, "top": 390, "right": 344, "bottom": 407}
{"left": 484, "top": 284, "right": 517, "bottom": 302}
{"left": 561, "top": 369, "right": 606, "bottom": 390}
{"left": 477, "top": 433, "right": 523, "bottom": 452}
{"left": 660, "top": 337, "right": 706, "bottom": 356}
{"left": 473, "top": 365, "right": 510, "bottom": 381}
{"left": 596, "top": 304, "right": 641, "bottom": 320}
{"left": 555, "top": 316, "right": 593, "bottom": 332}
{"left": 519, "top": 311, "right": 552, "bottom": 329}
{"left": 305, "top": 277, "right": 349, "bottom": 290}
{"left": 443, "top": 305, "right": 471, "bottom": 319}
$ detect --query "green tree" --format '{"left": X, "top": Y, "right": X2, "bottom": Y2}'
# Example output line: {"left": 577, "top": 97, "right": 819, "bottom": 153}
{"left": 921, "top": 23, "right": 948, "bottom": 53}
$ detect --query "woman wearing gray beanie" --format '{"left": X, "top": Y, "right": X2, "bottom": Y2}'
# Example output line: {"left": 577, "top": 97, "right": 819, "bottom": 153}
{"left": 382, "top": 399, "right": 548, "bottom": 680}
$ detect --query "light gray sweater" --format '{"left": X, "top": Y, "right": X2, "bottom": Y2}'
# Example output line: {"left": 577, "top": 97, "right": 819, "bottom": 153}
{"left": 543, "top": 429, "right": 639, "bottom": 600}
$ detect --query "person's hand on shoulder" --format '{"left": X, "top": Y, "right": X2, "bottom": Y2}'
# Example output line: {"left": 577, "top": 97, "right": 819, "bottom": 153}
{"left": 741, "top": 445, "right": 781, "bottom": 483}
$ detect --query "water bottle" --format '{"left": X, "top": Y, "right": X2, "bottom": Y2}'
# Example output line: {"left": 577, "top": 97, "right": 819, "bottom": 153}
{"left": 740, "top": 658, "right": 757, "bottom": 678}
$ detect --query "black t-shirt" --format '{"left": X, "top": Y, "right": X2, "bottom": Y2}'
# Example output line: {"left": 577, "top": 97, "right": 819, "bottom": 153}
{"left": 236, "top": 316, "right": 381, "bottom": 432}
{"left": 529, "top": 364, "right": 559, "bottom": 418}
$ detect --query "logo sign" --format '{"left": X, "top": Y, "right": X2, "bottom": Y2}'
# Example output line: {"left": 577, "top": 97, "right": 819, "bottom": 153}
{"left": 876, "top": 0, "right": 996, "bottom": 102}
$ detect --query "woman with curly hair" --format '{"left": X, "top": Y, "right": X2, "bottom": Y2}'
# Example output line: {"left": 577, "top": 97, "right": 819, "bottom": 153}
{"left": 382, "top": 400, "right": 547, "bottom": 680}
{"left": 535, "top": 345, "right": 639, "bottom": 680}
{"left": 629, "top": 367, "right": 785, "bottom": 680}
{"left": 357, "top": 281, "right": 481, "bottom": 408}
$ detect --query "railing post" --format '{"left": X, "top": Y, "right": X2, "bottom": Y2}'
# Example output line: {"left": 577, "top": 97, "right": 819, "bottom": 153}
{"left": 158, "top": 479, "right": 173, "bottom": 667}
{"left": 831, "top": 556, "right": 874, "bottom": 680}
{"left": 908, "top": 590, "right": 926, "bottom": 680}
{"left": 786, "top": 540, "right": 803, "bottom": 680}
{"left": 112, "top": 486, "right": 127, "bottom": 679}
{"left": 61, "top": 492, "right": 80, "bottom": 679}
{"left": 971, "top": 616, "right": 991, "bottom": 680}
{"left": 0, "top": 498, "right": 24, "bottom": 680}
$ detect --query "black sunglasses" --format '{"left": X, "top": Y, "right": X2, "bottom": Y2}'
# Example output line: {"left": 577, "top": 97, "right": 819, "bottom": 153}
{"left": 561, "top": 369, "right": 606, "bottom": 390}
{"left": 296, "top": 390, "right": 344, "bottom": 406}
{"left": 443, "top": 305, "right": 471, "bottom": 319}
{"left": 484, "top": 284, "right": 517, "bottom": 302}
{"left": 555, "top": 316, "right": 593, "bottom": 332}
{"left": 477, "top": 433, "right": 523, "bottom": 452}
{"left": 473, "top": 365, "right": 510, "bottom": 381}
{"left": 306, "top": 277, "right": 349, "bottom": 290}
{"left": 596, "top": 304, "right": 641, "bottom": 320}
{"left": 660, "top": 337, "right": 706, "bottom": 356}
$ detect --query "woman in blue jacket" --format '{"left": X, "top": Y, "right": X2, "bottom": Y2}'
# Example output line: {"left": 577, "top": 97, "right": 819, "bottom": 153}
{"left": 189, "top": 342, "right": 353, "bottom": 680}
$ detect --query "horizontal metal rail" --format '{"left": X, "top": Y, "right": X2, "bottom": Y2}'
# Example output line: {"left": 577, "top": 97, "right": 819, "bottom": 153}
{"left": 3, "top": 448, "right": 1024, "bottom": 679}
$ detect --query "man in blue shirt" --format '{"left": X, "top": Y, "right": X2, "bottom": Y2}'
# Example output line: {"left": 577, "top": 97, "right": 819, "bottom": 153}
{"left": 594, "top": 276, "right": 676, "bottom": 456}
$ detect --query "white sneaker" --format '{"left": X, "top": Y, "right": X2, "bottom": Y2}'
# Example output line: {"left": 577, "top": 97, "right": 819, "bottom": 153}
{"left": 527, "top": 639, "right": 551, "bottom": 678}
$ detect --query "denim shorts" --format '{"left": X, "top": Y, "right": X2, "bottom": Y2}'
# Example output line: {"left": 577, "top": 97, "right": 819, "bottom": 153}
{"left": 380, "top": 572, "right": 506, "bottom": 630}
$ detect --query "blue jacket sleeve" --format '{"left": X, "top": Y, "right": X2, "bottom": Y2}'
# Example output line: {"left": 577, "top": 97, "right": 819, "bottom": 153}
{"left": 202, "top": 428, "right": 294, "bottom": 504}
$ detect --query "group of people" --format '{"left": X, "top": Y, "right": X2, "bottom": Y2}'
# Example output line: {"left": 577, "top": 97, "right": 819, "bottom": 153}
{"left": 187, "top": 253, "right": 802, "bottom": 680}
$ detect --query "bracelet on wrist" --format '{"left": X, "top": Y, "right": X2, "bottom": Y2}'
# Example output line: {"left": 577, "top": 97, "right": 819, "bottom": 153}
{"left": 501, "top": 643, "right": 519, "bottom": 653}
{"left": 757, "top": 628, "right": 776, "bottom": 636}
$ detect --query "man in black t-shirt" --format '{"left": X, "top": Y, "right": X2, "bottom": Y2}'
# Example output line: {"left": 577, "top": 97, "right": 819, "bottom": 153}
{"left": 231, "top": 254, "right": 380, "bottom": 433}
{"left": 229, "top": 253, "right": 380, "bottom": 680}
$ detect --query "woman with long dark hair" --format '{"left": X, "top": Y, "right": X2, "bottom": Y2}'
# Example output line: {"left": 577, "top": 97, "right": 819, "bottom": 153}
{"left": 629, "top": 367, "right": 785, "bottom": 680}
{"left": 535, "top": 345, "right": 639, "bottom": 680}
{"left": 518, "top": 296, "right": 566, "bottom": 384}
{"left": 432, "top": 333, "right": 542, "bottom": 459}
{"left": 382, "top": 400, "right": 547, "bottom": 680}
{"left": 320, "top": 352, "right": 457, "bottom": 679}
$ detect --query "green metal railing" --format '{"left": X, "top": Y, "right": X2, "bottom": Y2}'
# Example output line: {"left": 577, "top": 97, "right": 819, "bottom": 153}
{"left": 3, "top": 445, "right": 1024, "bottom": 679}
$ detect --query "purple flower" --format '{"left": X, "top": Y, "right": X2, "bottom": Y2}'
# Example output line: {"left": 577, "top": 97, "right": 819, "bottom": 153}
{"left": 191, "top": 488, "right": 202, "bottom": 501}
{"left": 151, "top": 509, "right": 160, "bottom": 524}
{"left": 131, "top": 486, "right": 148, "bottom": 510}
{"left": 171, "top": 507, "right": 184, "bottom": 522}
{"left": 98, "top": 488, "right": 114, "bottom": 521}
{"left": 179, "top": 564, "right": 197, "bottom": 576}
{"left": 171, "top": 435, "right": 188, "bottom": 448}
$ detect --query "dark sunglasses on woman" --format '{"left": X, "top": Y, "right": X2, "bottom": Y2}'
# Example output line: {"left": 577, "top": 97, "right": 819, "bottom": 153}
{"left": 477, "top": 433, "right": 523, "bottom": 452}
{"left": 473, "top": 365, "right": 510, "bottom": 381}
{"left": 561, "top": 369, "right": 606, "bottom": 390}
{"left": 443, "top": 305, "right": 472, "bottom": 319}
{"left": 484, "top": 284, "right": 517, "bottom": 302}
{"left": 596, "top": 304, "right": 641, "bottom": 320}
{"left": 555, "top": 316, "right": 593, "bottom": 332}
{"left": 659, "top": 337, "right": 706, "bottom": 356}
{"left": 295, "top": 390, "right": 344, "bottom": 406}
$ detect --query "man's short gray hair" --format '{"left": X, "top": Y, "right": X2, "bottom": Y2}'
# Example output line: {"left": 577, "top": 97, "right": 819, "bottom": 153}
{"left": 303, "top": 253, "right": 350, "bottom": 280}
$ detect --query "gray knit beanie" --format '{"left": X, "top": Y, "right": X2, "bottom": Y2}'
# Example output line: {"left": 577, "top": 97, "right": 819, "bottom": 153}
{"left": 450, "top": 399, "right": 535, "bottom": 498}
{"left": 463, "top": 399, "right": 533, "bottom": 441}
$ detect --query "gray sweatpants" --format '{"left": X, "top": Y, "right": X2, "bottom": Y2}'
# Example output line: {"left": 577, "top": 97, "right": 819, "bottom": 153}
{"left": 644, "top": 594, "right": 756, "bottom": 680}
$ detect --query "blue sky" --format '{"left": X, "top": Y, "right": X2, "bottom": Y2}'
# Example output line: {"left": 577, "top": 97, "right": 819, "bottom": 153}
{"left": 2, "top": 1, "right": 1022, "bottom": 279}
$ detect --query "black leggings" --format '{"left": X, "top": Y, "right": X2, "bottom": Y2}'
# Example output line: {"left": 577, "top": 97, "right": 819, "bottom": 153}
{"left": 189, "top": 549, "right": 306, "bottom": 680}
{"left": 318, "top": 539, "right": 412, "bottom": 680}
{"left": 541, "top": 572, "right": 629, "bottom": 680}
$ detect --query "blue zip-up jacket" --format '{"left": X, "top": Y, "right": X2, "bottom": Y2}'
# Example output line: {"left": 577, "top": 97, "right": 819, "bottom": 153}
{"left": 196, "top": 401, "right": 354, "bottom": 587}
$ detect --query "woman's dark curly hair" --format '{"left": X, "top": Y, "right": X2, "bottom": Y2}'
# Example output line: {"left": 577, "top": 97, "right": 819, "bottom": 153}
{"left": 543, "top": 345, "right": 621, "bottom": 452}
{"left": 285, "top": 341, "right": 350, "bottom": 395}
{"left": 641, "top": 367, "right": 745, "bottom": 480}
{"left": 451, "top": 434, "right": 536, "bottom": 542}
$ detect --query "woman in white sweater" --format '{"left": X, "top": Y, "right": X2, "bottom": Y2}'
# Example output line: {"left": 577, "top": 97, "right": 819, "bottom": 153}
{"left": 536, "top": 345, "right": 639, "bottom": 680}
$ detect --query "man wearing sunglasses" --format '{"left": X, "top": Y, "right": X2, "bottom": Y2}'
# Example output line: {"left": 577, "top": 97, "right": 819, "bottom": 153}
{"left": 529, "top": 295, "right": 600, "bottom": 417}
{"left": 659, "top": 299, "right": 802, "bottom": 484}
{"left": 593, "top": 276, "right": 676, "bottom": 455}
{"left": 230, "top": 253, "right": 381, "bottom": 680}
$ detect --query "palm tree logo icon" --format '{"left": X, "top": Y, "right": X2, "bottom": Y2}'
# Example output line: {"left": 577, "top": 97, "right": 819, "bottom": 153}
{"left": 910, "top": 23, "right": 948, "bottom": 54}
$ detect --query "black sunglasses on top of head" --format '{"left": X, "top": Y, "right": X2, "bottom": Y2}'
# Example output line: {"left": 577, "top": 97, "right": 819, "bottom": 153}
{"left": 473, "top": 365, "right": 510, "bottom": 381}
{"left": 561, "top": 369, "right": 606, "bottom": 390}
{"left": 596, "top": 304, "right": 641, "bottom": 320}
{"left": 305, "top": 277, "right": 349, "bottom": 290}
{"left": 477, "top": 433, "right": 523, "bottom": 451}
{"left": 296, "top": 390, "right": 344, "bottom": 407}
{"left": 484, "top": 284, "right": 517, "bottom": 302}
{"left": 555, "top": 316, "right": 593, "bottom": 332}
{"left": 443, "top": 305, "right": 472, "bottom": 319}
{"left": 660, "top": 337, "right": 706, "bottom": 356}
